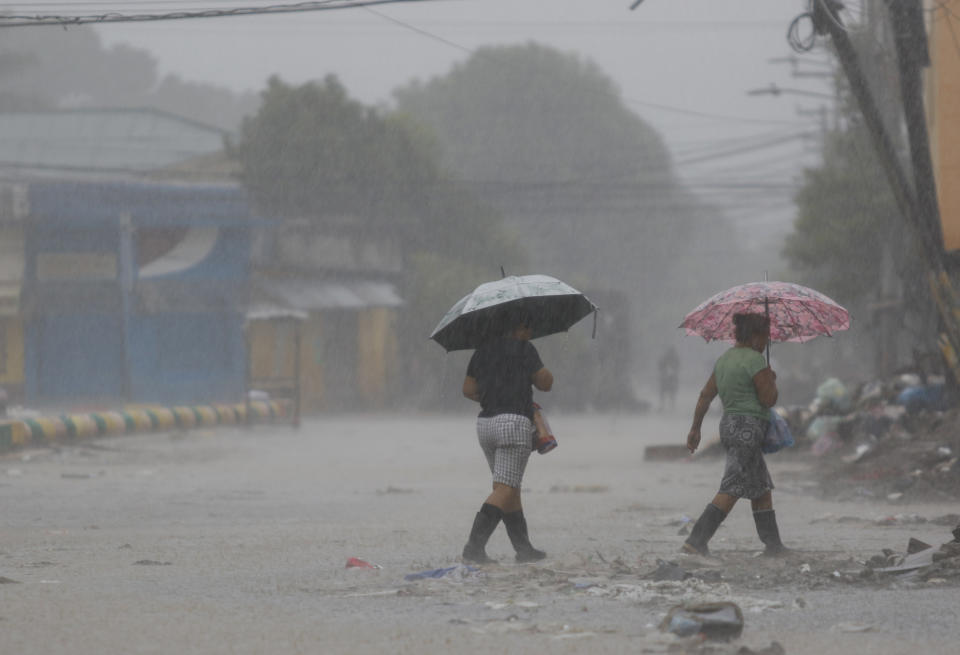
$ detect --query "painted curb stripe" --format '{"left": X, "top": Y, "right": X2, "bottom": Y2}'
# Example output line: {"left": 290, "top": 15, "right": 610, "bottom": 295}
{"left": 172, "top": 407, "right": 196, "bottom": 429}
{"left": 0, "top": 398, "right": 293, "bottom": 453}
{"left": 195, "top": 406, "right": 218, "bottom": 426}
{"left": 121, "top": 412, "right": 137, "bottom": 432}
{"left": 102, "top": 412, "right": 126, "bottom": 435}
{"left": 215, "top": 405, "right": 236, "bottom": 424}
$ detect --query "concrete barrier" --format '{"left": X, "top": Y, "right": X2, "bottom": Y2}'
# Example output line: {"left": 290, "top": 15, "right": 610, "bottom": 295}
{"left": 0, "top": 399, "right": 293, "bottom": 454}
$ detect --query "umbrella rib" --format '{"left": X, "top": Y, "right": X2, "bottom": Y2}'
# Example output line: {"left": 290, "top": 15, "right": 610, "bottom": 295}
{"left": 709, "top": 301, "right": 744, "bottom": 341}
{"left": 794, "top": 300, "right": 835, "bottom": 340}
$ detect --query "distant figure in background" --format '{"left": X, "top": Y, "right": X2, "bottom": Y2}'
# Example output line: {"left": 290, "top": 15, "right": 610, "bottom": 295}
{"left": 460, "top": 315, "right": 553, "bottom": 564}
{"left": 658, "top": 346, "right": 679, "bottom": 412}
{"left": 682, "top": 313, "right": 787, "bottom": 557}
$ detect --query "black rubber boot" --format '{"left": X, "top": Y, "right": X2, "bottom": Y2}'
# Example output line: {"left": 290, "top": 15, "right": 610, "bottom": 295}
{"left": 753, "top": 509, "right": 788, "bottom": 556}
{"left": 682, "top": 504, "right": 727, "bottom": 556}
{"left": 462, "top": 503, "right": 502, "bottom": 564}
{"left": 503, "top": 510, "right": 547, "bottom": 562}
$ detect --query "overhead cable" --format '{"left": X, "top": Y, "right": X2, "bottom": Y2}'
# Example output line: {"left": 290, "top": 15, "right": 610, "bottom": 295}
{"left": 0, "top": 0, "right": 435, "bottom": 28}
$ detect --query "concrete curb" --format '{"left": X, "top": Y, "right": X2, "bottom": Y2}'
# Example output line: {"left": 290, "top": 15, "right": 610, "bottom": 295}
{"left": 0, "top": 399, "right": 291, "bottom": 454}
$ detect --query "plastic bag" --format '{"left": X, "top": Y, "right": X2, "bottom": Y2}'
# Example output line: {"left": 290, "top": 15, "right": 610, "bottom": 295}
{"left": 531, "top": 402, "right": 557, "bottom": 454}
{"left": 762, "top": 409, "right": 794, "bottom": 454}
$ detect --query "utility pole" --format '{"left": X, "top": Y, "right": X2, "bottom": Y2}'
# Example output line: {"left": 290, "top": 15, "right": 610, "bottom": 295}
{"left": 812, "top": 0, "right": 960, "bottom": 383}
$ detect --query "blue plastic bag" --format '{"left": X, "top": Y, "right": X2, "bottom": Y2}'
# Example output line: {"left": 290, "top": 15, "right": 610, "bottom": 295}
{"left": 762, "top": 409, "right": 794, "bottom": 454}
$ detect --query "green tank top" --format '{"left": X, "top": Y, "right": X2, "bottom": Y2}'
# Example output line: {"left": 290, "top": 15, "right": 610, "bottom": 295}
{"left": 713, "top": 346, "right": 768, "bottom": 419}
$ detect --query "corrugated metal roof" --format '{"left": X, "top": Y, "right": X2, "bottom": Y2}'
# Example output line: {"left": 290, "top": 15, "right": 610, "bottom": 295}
{"left": 254, "top": 278, "right": 403, "bottom": 311}
{"left": 0, "top": 109, "right": 228, "bottom": 173}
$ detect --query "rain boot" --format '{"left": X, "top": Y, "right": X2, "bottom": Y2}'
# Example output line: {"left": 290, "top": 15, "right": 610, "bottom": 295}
{"left": 682, "top": 503, "right": 727, "bottom": 556}
{"left": 753, "top": 509, "right": 788, "bottom": 556}
{"left": 462, "top": 503, "right": 502, "bottom": 564}
{"left": 503, "top": 510, "right": 547, "bottom": 562}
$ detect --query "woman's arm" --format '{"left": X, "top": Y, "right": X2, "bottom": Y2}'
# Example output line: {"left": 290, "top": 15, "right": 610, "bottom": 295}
{"left": 753, "top": 368, "right": 778, "bottom": 407}
{"left": 532, "top": 367, "right": 553, "bottom": 392}
{"left": 462, "top": 375, "right": 481, "bottom": 402}
{"left": 687, "top": 373, "right": 718, "bottom": 453}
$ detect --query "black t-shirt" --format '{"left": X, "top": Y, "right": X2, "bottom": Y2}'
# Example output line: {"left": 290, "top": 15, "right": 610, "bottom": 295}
{"left": 466, "top": 338, "right": 544, "bottom": 420}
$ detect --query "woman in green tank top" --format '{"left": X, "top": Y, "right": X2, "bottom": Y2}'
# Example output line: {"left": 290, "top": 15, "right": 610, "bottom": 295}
{"left": 680, "top": 313, "right": 788, "bottom": 557}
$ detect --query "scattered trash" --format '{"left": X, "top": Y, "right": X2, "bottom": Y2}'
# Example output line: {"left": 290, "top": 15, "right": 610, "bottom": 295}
{"left": 403, "top": 564, "right": 478, "bottom": 581}
{"left": 484, "top": 600, "right": 539, "bottom": 610}
{"left": 875, "top": 514, "right": 927, "bottom": 526}
{"left": 375, "top": 486, "right": 414, "bottom": 495}
{"left": 133, "top": 560, "right": 171, "bottom": 566}
{"left": 660, "top": 601, "right": 744, "bottom": 640}
{"left": 738, "top": 642, "right": 786, "bottom": 655}
{"left": 647, "top": 559, "right": 688, "bottom": 582}
{"left": 831, "top": 621, "right": 874, "bottom": 633}
{"left": 345, "top": 557, "right": 380, "bottom": 570}
{"left": 549, "top": 485, "right": 609, "bottom": 493}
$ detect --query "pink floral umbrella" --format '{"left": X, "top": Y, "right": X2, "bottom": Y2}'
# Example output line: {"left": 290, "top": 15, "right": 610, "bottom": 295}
{"left": 681, "top": 281, "right": 850, "bottom": 344}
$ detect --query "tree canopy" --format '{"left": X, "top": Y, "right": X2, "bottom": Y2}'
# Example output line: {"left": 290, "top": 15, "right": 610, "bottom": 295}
{"left": 393, "top": 42, "right": 745, "bottom": 396}
{"left": 0, "top": 25, "right": 257, "bottom": 129}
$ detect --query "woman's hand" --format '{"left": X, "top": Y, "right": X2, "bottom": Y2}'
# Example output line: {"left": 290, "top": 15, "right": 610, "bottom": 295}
{"left": 686, "top": 428, "right": 702, "bottom": 454}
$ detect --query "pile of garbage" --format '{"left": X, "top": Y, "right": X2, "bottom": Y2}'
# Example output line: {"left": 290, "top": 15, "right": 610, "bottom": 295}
{"left": 779, "top": 375, "right": 960, "bottom": 501}
{"left": 859, "top": 525, "right": 960, "bottom": 583}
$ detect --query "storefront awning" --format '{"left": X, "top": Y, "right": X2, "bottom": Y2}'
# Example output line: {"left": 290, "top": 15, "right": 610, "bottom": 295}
{"left": 253, "top": 278, "right": 402, "bottom": 311}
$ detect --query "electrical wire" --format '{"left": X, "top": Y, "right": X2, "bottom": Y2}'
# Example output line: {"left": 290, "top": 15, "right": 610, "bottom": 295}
{"left": 0, "top": 0, "right": 435, "bottom": 27}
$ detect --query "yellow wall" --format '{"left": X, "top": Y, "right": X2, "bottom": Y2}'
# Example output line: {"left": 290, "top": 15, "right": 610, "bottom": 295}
{"left": 930, "top": 7, "right": 960, "bottom": 250}
{"left": 299, "top": 317, "right": 325, "bottom": 412}
{"left": 356, "top": 308, "right": 396, "bottom": 407}
{"left": 0, "top": 318, "right": 24, "bottom": 386}
{"left": 247, "top": 308, "right": 398, "bottom": 413}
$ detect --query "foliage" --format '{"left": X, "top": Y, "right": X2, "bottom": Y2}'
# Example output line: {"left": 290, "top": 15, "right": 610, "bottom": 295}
{"left": 233, "top": 75, "right": 441, "bottom": 238}
{"left": 394, "top": 42, "right": 675, "bottom": 190}
{"left": 393, "top": 42, "right": 746, "bottom": 396}
{"left": 231, "top": 75, "right": 526, "bottom": 407}
{"left": 0, "top": 25, "right": 257, "bottom": 129}
{"left": 784, "top": 122, "right": 904, "bottom": 300}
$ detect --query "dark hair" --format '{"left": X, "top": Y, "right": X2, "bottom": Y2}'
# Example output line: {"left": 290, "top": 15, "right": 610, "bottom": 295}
{"left": 733, "top": 313, "right": 770, "bottom": 343}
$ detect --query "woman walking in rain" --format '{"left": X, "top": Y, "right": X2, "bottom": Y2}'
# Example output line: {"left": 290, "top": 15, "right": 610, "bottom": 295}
{"left": 682, "top": 312, "right": 787, "bottom": 556}
{"left": 460, "top": 313, "right": 553, "bottom": 564}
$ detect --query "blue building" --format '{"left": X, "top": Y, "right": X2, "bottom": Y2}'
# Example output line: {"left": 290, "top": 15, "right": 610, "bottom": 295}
{"left": 0, "top": 108, "right": 254, "bottom": 406}
{"left": 22, "top": 179, "right": 253, "bottom": 405}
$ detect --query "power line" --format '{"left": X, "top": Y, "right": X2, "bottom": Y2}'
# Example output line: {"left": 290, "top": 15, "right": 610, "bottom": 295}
{"left": 0, "top": 0, "right": 437, "bottom": 28}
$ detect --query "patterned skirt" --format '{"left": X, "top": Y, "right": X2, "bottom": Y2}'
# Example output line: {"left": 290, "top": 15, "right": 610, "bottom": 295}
{"left": 718, "top": 413, "right": 774, "bottom": 499}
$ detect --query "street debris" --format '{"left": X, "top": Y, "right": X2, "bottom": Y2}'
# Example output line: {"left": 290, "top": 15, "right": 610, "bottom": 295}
{"left": 661, "top": 601, "right": 744, "bottom": 640}
{"left": 549, "top": 484, "right": 610, "bottom": 493}
{"left": 760, "top": 374, "right": 960, "bottom": 501}
{"left": 403, "top": 564, "right": 479, "bottom": 581}
{"left": 345, "top": 557, "right": 381, "bottom": 570}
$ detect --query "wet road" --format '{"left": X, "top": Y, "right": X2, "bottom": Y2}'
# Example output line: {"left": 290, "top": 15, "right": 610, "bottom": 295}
{"left": 2, "top": 411, "right": 958, "bottom": 654}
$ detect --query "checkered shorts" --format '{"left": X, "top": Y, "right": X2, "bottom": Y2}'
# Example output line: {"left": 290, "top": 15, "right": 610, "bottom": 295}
{"left": 476, "top": 414, "right": 535, "bottom": 489}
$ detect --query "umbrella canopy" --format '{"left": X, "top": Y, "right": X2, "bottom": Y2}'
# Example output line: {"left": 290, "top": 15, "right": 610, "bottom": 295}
{"left": 681, "top": 281, "right": 850, "bottom": 343}
{"left": 430, "top": 274, "right": 598, "bottom": 352}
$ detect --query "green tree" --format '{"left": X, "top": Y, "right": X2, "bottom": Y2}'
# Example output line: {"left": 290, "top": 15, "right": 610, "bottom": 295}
{"left": 233, "top": 75, "right": 441, "bottom": 238}
{"left": 781, "top": 98, "right": 933, "bottom": 386}
{"left": 393, "top": 43, "right": 744, "bottom": 406}
{"left": 231, "top": 75, "right": 524, "bottom": 407}
{"left": 0, "top": 25, "right": 257, "bottom": 129}
{"left": 783, "top": 122, "right": 907, "bottom": 300}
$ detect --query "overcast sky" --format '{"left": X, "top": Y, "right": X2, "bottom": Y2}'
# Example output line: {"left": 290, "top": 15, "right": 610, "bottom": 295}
{"left": 91, "top": 0, "right": 839, "bottom": 244}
